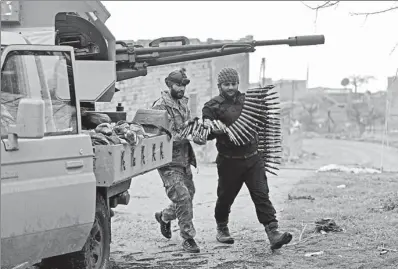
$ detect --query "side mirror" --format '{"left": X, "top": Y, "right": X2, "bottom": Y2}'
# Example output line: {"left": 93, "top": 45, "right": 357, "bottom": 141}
{"left": 5, "top": 98, "right": 45, "bottom": 151}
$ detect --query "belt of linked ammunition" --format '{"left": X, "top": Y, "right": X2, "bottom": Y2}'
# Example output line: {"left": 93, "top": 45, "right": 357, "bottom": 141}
{"left": 215, "top": 85, "right": 282, "bottom": 176}
{"left": 179, "top": 85, "right": 282, "bottom": 176}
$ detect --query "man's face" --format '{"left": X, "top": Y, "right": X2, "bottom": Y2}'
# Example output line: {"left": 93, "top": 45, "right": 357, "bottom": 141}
{"left": 170, "top": 83, "right": 186, "bottom": 99}
{"left": 220, "top": 82, "right": 239, "bottom": 98}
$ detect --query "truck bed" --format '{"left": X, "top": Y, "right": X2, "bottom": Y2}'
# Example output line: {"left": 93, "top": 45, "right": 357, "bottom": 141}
{"left": 93, "top": 133, "right": 173, "bottom": 187}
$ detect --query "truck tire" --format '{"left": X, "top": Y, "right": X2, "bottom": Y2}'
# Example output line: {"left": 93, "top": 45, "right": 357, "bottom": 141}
{"left": 41, "top": 193, "right": 111, "bottom": 269}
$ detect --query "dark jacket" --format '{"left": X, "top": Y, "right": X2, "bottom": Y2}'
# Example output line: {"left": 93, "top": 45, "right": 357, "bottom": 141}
{"left": 202, "top": 91, "right": 258, "bottom": 156}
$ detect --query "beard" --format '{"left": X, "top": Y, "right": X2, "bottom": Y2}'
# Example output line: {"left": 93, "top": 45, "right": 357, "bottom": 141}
{"left": 171, "top": 89, "right": 185, "bottom": 99}
{"left": 221, "top": 89, "right": 238, "bottom": 99}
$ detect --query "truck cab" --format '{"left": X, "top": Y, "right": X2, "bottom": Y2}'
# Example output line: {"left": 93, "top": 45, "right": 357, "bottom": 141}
{"left": 1, "top": 33, "right": 98, "bottom": 268}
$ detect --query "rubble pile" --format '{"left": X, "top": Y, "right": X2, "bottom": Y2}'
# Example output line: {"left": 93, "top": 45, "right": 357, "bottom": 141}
{"left": 314, "top": 218, "right": 343, "bottom": 233}
{"left": 316, "top": 164, "right": 381, "bottom": 174}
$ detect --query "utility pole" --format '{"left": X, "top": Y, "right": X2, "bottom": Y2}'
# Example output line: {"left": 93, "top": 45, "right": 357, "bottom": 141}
{"left": 259, "top": 57, "right": 266, "bottom": 87}
{"left": 290, "top": 81, "right": 296, "bottom": 123}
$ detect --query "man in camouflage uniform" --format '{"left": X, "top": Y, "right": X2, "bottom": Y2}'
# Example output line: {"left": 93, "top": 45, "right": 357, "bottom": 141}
{"left": 152, "top": 68, "right": 204, "bottom": 253}
{"left": 201, "top": 67, "right": 293, "bottom": 250}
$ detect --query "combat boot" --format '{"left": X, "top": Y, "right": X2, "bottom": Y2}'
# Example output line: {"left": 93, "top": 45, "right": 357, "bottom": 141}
{"left": 264, "top": 222, "right": 293, "bottom": 250}
{"left": 216, "top": 221, "right": 234, "bottom": 244}
{"left": 182, "top": 238, "right": 200, "bottom": 253}
{"left": 155, "top": 212, "right": 172, "bottom": 239}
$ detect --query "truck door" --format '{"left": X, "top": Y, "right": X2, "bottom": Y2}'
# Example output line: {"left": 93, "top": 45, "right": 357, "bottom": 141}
{"left": 1, "top": 45, "right": 96, "bottom": 268}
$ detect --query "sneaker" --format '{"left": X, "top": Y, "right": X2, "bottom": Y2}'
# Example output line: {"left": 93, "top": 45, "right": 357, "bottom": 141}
{"left": 182, "top": 238, "right": 200, "bottom": 253}
{"left": 155, "top": 212, "right": 172, "bottom": 239}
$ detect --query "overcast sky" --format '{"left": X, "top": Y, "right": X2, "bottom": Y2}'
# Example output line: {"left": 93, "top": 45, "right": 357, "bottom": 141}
{"left": 102, "top": 1, "right": 398, "bottom": 92}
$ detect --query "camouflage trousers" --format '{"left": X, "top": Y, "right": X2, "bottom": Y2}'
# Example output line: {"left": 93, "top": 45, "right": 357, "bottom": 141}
{"left": 157, "top": 165, "right": 196, "bottom": 240}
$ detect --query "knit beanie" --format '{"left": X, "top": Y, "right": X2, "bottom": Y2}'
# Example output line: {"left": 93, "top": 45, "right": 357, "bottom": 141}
{"left": 217, "top": 67, "right": 239, "bottom": 85}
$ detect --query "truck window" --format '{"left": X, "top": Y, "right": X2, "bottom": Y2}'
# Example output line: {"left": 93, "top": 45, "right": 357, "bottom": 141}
{"left": 1, "top": 50, "right": 78, "bottom": 137}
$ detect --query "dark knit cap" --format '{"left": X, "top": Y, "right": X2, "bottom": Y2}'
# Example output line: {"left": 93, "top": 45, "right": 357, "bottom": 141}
{"left": 217, "top": 67, "right": 239, "bottom": 85}
{"left": 165, "top": 68, "right": 190, "bottom": 86}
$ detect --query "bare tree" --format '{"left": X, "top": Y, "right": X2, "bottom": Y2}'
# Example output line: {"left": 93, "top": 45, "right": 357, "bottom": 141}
{"left": 346, "top": 101, "right": 368, "bottom": 136}
{"left": 346, "top": 95, "right": 386, "bottom": 136}
{"left": 348, "top": 75, "right": 375, "bottom": 94}
{"left": 300, "top": 1, "right": 340, "bottom": 11}
{"left": 300, "top": 1, "right": 398, "bottom": 15}
{"left": 301, "top": 1, "right": 398, "bottom": 60}
{"left": 297, "top": 92, "right": 325, "bottom": 131}
{"left": 349, "top": 5, "right": 398, "bottom": 16}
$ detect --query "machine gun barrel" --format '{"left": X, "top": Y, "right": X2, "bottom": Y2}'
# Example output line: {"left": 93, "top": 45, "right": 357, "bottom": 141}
{"left": 116, "top": 35, "right": 325, "bottom": 55}
{"left": 253, "top": 35, "right": 325, "bottom": 47}
{"left": 141, "top": 46, "right": 256, "bottom": 66}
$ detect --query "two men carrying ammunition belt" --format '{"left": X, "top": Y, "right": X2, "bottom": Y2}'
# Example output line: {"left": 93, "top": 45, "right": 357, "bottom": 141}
{"left": 152, "top": 67, "right": 292, "bottom": 253}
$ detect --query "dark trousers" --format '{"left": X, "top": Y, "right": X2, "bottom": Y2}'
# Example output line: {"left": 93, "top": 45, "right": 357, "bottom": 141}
{"left": 214, "top": 153, "right": 277, "bottom": 225}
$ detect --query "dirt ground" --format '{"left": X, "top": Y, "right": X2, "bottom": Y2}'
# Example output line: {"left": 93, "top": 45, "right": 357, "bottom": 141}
{"left": 278, "top": 172, "right": 398, "bottom": 269}
{"left": 109, "top": 138, "right": 398, "bottom": 268}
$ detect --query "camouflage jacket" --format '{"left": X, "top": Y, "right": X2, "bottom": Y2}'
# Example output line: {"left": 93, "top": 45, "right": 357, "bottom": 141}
{"left": 152, "top": 91, "right": 197, "bottom": 168}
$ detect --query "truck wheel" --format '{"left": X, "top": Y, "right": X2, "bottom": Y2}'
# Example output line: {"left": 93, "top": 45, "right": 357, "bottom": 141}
{"left": 41, "top": 193, "right": 111, "bottom": 269}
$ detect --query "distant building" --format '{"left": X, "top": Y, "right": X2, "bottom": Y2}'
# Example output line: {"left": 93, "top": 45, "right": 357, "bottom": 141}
{"left": 307, "top": 87, "right": 352, "bottom": 107}
{"left": 250, "top": 79, "right": 307, "bottom": 102}
{"left": 274, "top": 79, "right": 307, "bottom": 102}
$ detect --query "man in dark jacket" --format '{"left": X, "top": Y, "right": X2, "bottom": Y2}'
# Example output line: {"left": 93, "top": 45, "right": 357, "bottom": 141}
{"left": 201, "top": 67, "right": 292, "bottom": 250}
{"left": 152, "top": 68, "right": 204, "bottom": 253}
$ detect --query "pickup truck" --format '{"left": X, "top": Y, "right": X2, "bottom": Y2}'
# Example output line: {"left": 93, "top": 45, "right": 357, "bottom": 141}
{"left": 1, "top": 32, "right": 173, "bottom": 269}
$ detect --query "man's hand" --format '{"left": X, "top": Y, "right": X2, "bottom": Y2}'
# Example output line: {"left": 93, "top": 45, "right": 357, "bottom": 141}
{"left": 183, "top": 118, "right": 196, "bottom": 128}
{"left": 192, "top": 134, "right": 206, "bottom": 145}
{"left": 212, "top": 128, "right": 224, "bottom": 135}
{"left": 202, "top": 118, "right": 212, "bottom": 129}
{"left": 173, "top": 132, "right": 183, "bottom": 140}
{"left": 203, "top": 118, "right": 223, "bottom": 135}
